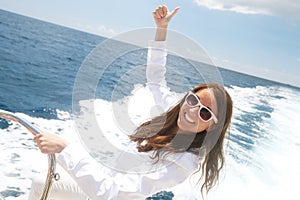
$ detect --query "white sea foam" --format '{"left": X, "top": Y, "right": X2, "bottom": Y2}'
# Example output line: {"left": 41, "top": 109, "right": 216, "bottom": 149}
{"left": 1, "top": 85, "right": 299, "bottom": 199}
{"left": 205, "top": 85, "right": 300, "bottom": 200}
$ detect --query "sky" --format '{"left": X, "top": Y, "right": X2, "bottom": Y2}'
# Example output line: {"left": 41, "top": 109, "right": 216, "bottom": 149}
{"left": 1, "top": 0, "right": 300, "bottom": 87}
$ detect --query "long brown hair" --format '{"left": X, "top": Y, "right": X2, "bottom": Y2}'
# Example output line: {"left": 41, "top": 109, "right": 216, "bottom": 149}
{"left": 129, "top": 83, "right": 233, "bottom": 195}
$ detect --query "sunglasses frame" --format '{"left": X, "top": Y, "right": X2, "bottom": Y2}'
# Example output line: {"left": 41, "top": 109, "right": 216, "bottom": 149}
{"left": 184, "top": 91, "right": 218, "bottom": 124}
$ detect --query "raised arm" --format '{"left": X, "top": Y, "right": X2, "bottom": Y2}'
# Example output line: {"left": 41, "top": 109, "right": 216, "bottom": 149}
{"left": 147, "top": 6, "right": 180, "bottom": 111}
{"left": 153, "top": 5, "right": 180, "bottom": 41}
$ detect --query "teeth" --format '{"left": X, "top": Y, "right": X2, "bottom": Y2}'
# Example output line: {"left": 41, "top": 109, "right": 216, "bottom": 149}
{"left": 184, "top": 113, "right": 195, "bottom": 123}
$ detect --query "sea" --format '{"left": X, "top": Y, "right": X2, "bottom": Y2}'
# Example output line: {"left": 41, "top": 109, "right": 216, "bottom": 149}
{"left": 0, "top": 9, "right": 300, "bottom": 200}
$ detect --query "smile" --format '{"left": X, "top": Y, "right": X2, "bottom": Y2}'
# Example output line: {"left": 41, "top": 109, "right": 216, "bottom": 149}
{"left": 184, "top": 112, "right": 195, "bottom": 124}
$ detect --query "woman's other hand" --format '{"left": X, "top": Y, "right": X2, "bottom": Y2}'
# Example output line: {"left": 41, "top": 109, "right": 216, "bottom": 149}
{"left": 34, "top": 133, "right": 69, "bottom": 154}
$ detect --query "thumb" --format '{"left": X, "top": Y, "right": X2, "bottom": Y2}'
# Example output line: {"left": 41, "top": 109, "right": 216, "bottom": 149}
{"left": 33, "top": 134, "right": 41, "bottom": 143}
{"left": 169, "top": 7, "right": 180, "bottom": 18}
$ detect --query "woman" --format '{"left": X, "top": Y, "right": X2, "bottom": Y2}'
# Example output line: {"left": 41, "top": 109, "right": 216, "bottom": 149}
{"left": 32, "top": 5, "right": 232, "bottom": 200}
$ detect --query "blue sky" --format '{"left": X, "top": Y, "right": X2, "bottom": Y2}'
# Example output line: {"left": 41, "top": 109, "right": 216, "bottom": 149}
{"left": 1, "top": 0, "right": 300, "bottom": 87}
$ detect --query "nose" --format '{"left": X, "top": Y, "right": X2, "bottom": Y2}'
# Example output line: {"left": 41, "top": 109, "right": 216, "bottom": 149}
{"left": 188, "top": 106, "right": 199, "bottom": 118}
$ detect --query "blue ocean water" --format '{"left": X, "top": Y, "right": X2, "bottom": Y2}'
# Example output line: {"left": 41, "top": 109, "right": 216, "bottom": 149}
{"left": 1, "top": 9, "right": 300, "bottom": 200}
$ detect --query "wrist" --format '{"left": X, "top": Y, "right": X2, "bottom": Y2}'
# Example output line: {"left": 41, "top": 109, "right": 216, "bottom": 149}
{"left": 157, "top": 25, "right": 168, "bottom": 29}
{"left": 155, "top": 27, "right": 168, "bottom": 41}
{"left": 58, "top": 139, "right": 70, "bottom": 153}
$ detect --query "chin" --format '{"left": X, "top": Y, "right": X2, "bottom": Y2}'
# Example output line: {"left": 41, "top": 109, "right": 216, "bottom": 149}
{"left": 177, "top": 124, "right": 196, "bottom": 134}
{"left": 177, "top": 119, "right": 197, "bottom": 134}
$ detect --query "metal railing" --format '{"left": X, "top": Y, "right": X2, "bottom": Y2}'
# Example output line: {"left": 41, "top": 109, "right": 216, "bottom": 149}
{"left": 0, "top": 110, "right": 59, "bottom": 200}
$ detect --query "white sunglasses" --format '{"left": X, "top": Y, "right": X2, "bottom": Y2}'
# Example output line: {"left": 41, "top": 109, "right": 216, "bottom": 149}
{"left": 184, "top": 91, "right": 218, "bottom": 123}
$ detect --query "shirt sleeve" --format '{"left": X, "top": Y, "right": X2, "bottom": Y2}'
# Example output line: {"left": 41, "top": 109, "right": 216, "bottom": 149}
{"left": 57, "top": 143, "right": 198, "bottom": 200}
{"left": 146, "top": 41, "right": 178, "bottom": 111}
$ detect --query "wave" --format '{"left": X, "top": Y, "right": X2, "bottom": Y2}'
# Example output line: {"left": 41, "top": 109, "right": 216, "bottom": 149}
{"left": 208, "top": 85, "right": 300, "bottom": 199}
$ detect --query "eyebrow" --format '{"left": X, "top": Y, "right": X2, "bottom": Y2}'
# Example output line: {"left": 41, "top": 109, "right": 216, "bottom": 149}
{"left": 196, "top": 94, "right": 213, "bottom": 111}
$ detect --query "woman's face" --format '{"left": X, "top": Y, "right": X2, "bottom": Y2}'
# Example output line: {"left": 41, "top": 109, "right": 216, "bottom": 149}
{"left": 177, "top": 88, "right": 218, "bottom": 133}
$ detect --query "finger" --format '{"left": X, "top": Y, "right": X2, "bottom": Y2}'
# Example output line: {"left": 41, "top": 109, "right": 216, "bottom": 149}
{"left": 40, "top": 145, "right": 49, "bottom": 154}
{"left": 154, "top": 11, "right": 161, "bottom": 20}
{"left": 170, "top": 7, "right": 180, "bottom": 18}
{"left": 39, "top": 141, "right": 49, "bottom": 153}
{"left": 152, "top": 11, "right": 157, "bottom": 18}
{"left": 158, "top": 6, "right": 164, "bottom": 18}
{"left": 35, "top": 134, "right": 43, "bottom": 138}
{"left": 153, "top": 8, "right": 161, "bottom": 19}
{"left": 33, "top": 134, "right": 42, "bottom": 143}
{"left": 162, "top": 5, "right": 168, "bottom": 17}
{"left": 36, "top": 141, "right": 42, "bottom": 151}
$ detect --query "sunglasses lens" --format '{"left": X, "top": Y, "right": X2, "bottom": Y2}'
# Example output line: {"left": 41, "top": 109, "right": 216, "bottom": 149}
{"left": 186, "top": 94, "right": 198, "bottom": 106}
{"left": 199, "top": 108, "right": 212, "bottom": 121}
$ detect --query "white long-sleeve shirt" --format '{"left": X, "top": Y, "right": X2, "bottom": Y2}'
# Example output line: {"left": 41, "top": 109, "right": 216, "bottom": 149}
{"left": 57, "top": 41, "right": 199, "bottom": 200}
